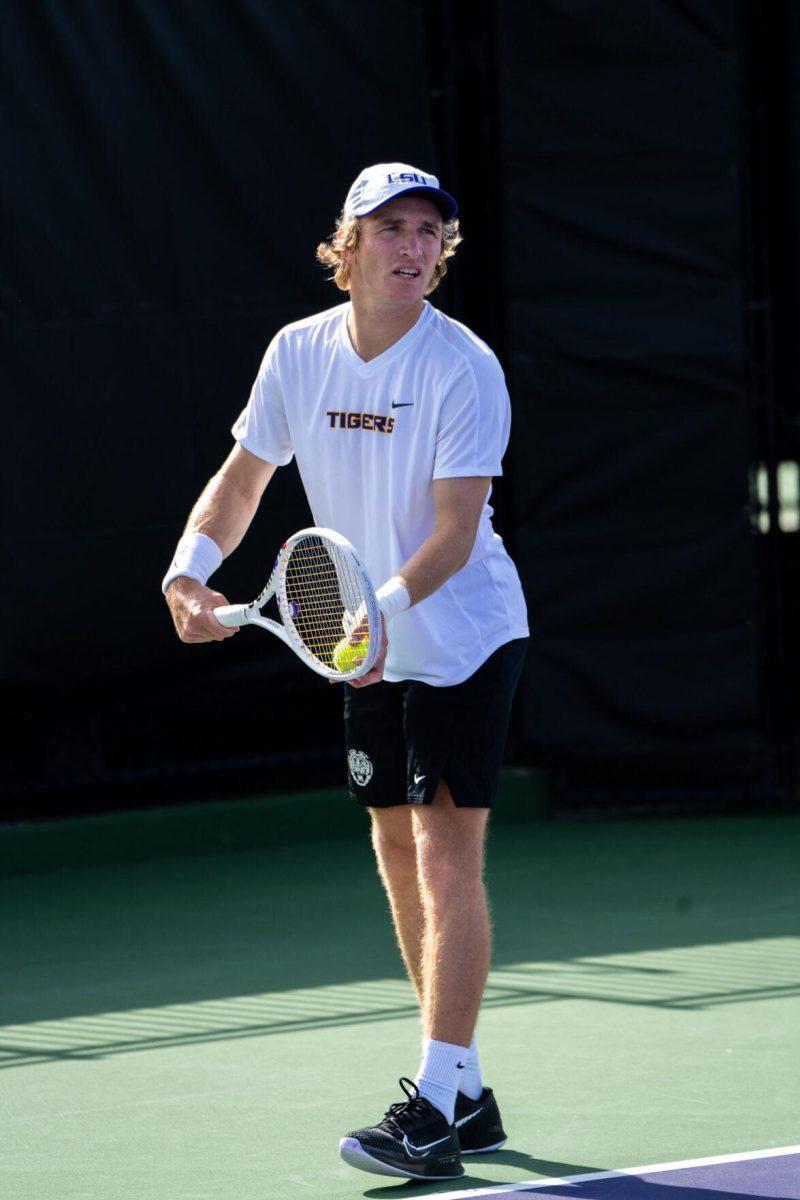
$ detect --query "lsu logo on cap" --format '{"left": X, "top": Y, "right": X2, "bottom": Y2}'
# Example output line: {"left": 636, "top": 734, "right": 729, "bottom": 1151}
{"left": 343, "top": 161, "right": 458, "bottom": 220}
{"left": 387, "top": 171, "right": 431, "bottom": 185}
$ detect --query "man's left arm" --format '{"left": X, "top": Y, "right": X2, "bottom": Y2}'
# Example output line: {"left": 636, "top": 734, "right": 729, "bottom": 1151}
{"left": 348, "top": 476, "right": 490, "bottom": 688}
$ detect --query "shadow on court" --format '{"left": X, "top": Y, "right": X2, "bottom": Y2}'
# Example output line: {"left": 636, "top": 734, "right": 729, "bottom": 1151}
{"left": 362, "top": 1152, "right": 604, "bottom": 1196}
{"left": 2, "top": 806, "right": 800, "bottom": 1067}
{"left": 3, "top": 800, "right": 799, "bottom": 1200}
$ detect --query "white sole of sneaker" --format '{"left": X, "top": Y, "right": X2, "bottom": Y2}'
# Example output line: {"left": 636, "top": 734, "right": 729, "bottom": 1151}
{"left": 339, "top": 1137, "right": 464, "bottom": 1180}
{"left": 461, "top": 1138, "right": 508, "bottom": 1154}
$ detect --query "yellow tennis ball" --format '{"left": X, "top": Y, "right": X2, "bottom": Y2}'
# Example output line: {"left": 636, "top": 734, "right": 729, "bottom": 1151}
{"left": 333, "top": 636, "right": 369, "bottom": 673}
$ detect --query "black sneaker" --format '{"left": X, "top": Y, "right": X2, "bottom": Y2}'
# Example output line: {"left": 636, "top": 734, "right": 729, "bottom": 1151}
{"left": 339, "top": 1077, "right": 464, "bottom": 1180}
{"left": 454, "top": 1087, "right": 507, "bottom": 1153}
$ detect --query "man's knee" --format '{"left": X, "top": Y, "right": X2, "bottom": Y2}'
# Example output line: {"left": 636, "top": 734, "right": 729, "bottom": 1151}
{"left": 414, "top": 820, "right": 487, "bottom": 898}
{"left": 414, "top": 781, "right": 488, "bottom": 863}
{"left": 370, "top": 806, "right": 416, "bottom": 862}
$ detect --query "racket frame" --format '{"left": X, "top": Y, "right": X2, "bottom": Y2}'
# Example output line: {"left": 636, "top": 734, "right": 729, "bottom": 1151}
{"left": 213, "top": 527, "right": 381, "bottom": 681}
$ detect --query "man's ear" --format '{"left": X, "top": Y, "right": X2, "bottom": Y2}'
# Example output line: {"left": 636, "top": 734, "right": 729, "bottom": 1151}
{"left": 340, "top": 234, "right": 357, "bottom": 267}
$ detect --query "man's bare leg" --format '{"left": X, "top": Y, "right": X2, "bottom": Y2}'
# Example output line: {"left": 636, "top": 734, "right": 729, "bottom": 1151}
{"left": 413, "top": 780, "right": 490, "bottom": 1045}
{"left": 370, "top": 805, "right": 426, "bottom": 1005}
{"left": 368, "top": 785, "right": 491, "bottom": 1129}
{"left": 370, "top": 783, "right": 490, "bottom": 1042}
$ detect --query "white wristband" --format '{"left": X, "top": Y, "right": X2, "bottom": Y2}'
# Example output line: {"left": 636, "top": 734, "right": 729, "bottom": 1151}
{"left": 376, "top": 576, "right": 411, "bottom": 623}
{"left": 162, "top": 532, "right": 223, "bottom": 595}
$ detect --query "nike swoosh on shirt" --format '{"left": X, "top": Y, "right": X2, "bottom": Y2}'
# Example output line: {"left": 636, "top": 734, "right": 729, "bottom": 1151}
{"left": 413, "top": 774, "right": 426, "bottom": 785}
{"left": 391, "top": 401, "right": 414, "bottom": 408}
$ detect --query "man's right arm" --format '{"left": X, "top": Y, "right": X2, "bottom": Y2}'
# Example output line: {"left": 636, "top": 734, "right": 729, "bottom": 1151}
{"left": 164, "top": 443, "right": 277, "bottom": 644}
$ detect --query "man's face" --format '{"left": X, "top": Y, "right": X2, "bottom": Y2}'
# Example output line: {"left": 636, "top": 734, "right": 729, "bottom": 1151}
{"left": 346, "top": 196, "right": 444, "bottom": 305}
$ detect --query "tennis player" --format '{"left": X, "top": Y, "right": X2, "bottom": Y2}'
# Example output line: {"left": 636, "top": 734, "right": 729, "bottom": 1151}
{"left": 162, "top": 162, "right": 529, "bottom": 1181}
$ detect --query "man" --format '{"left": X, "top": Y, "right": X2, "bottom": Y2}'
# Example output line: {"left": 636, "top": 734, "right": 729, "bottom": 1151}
{"left": 163, "top": 162, "right": 529, "bottom": 1181}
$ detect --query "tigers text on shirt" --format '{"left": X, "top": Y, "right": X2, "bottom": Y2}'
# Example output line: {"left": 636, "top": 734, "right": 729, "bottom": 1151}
{"left": 232, "top": 301, "right": 529, "bottom": 686}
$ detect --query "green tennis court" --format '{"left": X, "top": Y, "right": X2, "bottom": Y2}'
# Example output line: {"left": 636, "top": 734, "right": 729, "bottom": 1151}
{"left": 2, "top": 776, "right": 799, "bottom": 1199}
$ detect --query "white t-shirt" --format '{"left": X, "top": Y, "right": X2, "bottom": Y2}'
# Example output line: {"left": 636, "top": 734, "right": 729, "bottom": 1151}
{"left": 232, "top": 300, "right": 529, "bottom": 685}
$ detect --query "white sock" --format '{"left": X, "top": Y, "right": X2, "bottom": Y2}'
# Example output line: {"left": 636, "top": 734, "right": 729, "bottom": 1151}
{"left": 458, "top": 1033, "right": 483, "bottom": 1100}
{"left": 415, "top": 1037, "right": 470, "bottom": 1124}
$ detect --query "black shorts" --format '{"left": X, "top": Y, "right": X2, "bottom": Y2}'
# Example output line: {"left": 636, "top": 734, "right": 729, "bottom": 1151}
{"left": 343, "top": 638, "right": 528, "bottom": 810}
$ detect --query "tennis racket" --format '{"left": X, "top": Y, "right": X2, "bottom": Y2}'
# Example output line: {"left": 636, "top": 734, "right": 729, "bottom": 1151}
{"left": 213, "top": 527, "right": 381, "bottom": 681}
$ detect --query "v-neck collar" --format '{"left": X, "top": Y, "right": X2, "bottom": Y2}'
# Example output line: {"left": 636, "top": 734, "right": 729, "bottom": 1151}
{"left": 338, "top": 302, "right": 433, "bottom": 376}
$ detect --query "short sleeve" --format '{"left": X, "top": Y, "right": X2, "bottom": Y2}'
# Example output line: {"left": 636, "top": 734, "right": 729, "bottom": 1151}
{"left": 231, "top": 335, "right": 294, "bottom": 466}
{"left": 433, "top": 354, "right": 511, "bottom": 480}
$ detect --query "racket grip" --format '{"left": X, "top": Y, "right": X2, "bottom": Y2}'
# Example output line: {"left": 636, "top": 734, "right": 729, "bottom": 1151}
{"left": 213, "top": 604, "right": 249, "bottom": 627}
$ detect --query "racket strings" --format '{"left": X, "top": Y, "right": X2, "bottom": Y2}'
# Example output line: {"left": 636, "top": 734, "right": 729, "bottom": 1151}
{"left": 282, "top": 536, "right": 369, "bottom": 670}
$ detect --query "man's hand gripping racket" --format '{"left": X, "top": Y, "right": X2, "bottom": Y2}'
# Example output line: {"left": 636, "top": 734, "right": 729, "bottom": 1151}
{"left": 213, "top": 527, "right": 382, "bottom": 683}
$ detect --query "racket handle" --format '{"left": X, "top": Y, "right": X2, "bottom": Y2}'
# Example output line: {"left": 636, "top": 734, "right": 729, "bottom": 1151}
{"left": 213, "top": 604, "right": 250, "bottom": 627}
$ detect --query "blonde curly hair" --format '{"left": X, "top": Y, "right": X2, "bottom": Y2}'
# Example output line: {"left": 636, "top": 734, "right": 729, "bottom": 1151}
{"left": 316, "top": 210, "right": 462, "bottom": 295}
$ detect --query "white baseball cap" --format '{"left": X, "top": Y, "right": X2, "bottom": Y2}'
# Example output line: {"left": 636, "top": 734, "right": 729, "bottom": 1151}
{"left": 343, "top": 162, "right": 458, "bottom": 220}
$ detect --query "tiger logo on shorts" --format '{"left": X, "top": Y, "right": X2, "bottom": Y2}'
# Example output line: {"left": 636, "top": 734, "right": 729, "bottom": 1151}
{"left": 348, "top": 749, "right": 373, "bottom": 787}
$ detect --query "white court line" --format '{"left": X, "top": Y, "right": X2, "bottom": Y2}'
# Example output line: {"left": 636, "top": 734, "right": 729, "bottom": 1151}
{"left": 430, "top": 1143, "right": 800, "bottom": 1199}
